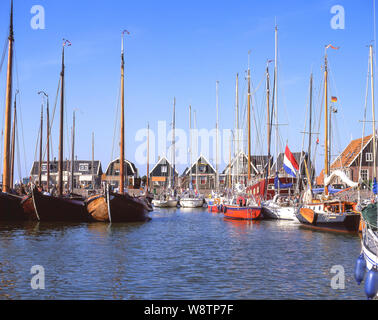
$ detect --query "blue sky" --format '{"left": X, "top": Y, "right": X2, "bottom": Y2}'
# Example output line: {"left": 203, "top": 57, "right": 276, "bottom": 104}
{"left": 0, "top": 0, "right": 376, "bottom": 178}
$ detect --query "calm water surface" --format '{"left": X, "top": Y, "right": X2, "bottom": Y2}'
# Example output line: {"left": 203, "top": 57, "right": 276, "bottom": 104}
{"left": 0, "top": 208, "right": 366, "bottom": 299}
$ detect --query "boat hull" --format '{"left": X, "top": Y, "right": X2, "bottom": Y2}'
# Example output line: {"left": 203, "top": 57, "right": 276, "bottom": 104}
{"left": 180, "top": 198, "right": 204, "bottom": 208}
{"left": 224, "top": 205, "right": 262, "bottom": 220}
{"left": 32, "top": 188, "right": 91, "bottom": 222}
{"left": 208, "top": 204, "right": 221, "bottom": 213}
{"left": 86, "top": 191, "right": 150, "bottom": 223}
{"left": 262, "top": 203, "right": 298, "bottom": 221}
{"left": 0, "top": 192, "right": 25, "bottom": 221}
{"left": 296, "top": 207, "right": 361, "bottom": 233}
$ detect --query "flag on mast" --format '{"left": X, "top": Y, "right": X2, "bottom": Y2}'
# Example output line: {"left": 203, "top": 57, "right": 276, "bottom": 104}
{"left": 283, "top": 145, "right": 299, "bottom": 177}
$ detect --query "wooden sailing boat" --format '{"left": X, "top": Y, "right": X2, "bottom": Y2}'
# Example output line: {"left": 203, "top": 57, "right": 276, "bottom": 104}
{"left": 295, "top": 45, "right": 360, "bottom": 232}
{"left": 223, "top": 51, "right": 262, "bottom": 221}
{"left": 0, "top": 1, "right": 25, "bottom": 221}
{"left": 86, "top": 30, "right": 150, "bottom": 222}
{"left": 27, "top": 39, "right": 91, "bottom": 222}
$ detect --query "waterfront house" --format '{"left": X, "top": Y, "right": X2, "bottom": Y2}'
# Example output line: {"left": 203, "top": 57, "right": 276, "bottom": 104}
{"left": 102, "top": 158, "right": 140, "bottom": 189}
{"left": 149, "top": 156, "right": 178, "bottom": 188}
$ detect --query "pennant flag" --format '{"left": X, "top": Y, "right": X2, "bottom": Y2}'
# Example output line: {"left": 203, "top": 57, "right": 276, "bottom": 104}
{"left": 62, "top": 39, "right": 71, "bottom": 47}
{"left": 316, "top": 137, "right": 320, "bottom": 144}
{"left": 325, "top": 44, "right": 339, "bottom": 50}
{"left": 283, "top": 145, "right": 299, "bottom": 177}
{"left": 331, "top": 96, "right": 338, "bottom": 102}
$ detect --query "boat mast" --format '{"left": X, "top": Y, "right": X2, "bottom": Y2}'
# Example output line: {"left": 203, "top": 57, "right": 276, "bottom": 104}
{"left": 370, "top": 45, "right": 377, "bottom": 182}
{"left": 235, "top": 73, "right": 239, "bottom": 185}
{"left": 70, "top": 111, "right": 75, "bottom": 193}
{"left": 308, "top": 73, "right": 313, "bottom": 185}
{"left": 147, "top": 122, "right": 149, "bottom": 192}
{"left": 10, "top": 90, "right": 18, "bottom": 190}
{"left": 266, "top": 61, "right": 271, "bottom": 178}
{"left": 92, "top": 132, "right": 94, "bottom": 190}
{"left": 274, "top": 26, "right": 280, "bottom": 194}
{"left": 247, "top": 51, "right": 251, "bottom": 182}
{"left": 46, "top": 95, "right": 50, "bottom": 193}
{"left": 58, "top": 40, "right": 67, "bottom": 196}
{"left": 120, "top": 31, "right": 126, "bottom": 194}
{"left": 172, "top": 97, "right": 176, "bottom": 190}
{"left": 216, "top": 81, "right": 219, "bottom": 191}
{"left": 2, "top": 0, "right": 14, "bottom": 193}
{"left": 38, "top": 104, "right": 43, "bottom": 188}
{"left": 189, "top": 105, "right": 192, "bottom": 189}
{"left": 324, "top": 51, "right": 329, "bottom": 196}
{"left": 194, "top": 110, "right": 199, "bottom": 190}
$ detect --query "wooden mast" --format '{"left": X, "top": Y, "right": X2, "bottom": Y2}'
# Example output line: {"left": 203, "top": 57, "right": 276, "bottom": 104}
{"left": 189, "top": 105, "right": 192, "bottom": 189}
{"left": 235, "top": 73, "right": 239, "bottom": 185}
{"left": 38, "top": 104, "right": 43, "bottom": 187}
{"left": 370, "top": 45, "right": 377, "bottom": 182}
{"left": 2, "top": 0, "right": 14, "bottom": 193}
{"left": 247, "top": 51, "right": 251, "bottom": 182}
{"left": 70, "top": 111, "right": 75, "bottom": 193}
{"left": 308, "top": 73, "right": 313, "bottom": 185}
{"left": 324, "top": 51, "right": 329, "bottom": 196}
{"left": 120, "top": 31, "right": 126, "bottom": 194}
{"left": 58, "top": 41, "right": 66, "bottom": 196}
{"left": 274, "top": 26, "right": 279, "bottom": 194}
{"left": 92, "top": 132, "right": 94, "bottom": 190}
{"left": 146, "top": 122, "right": 149, "bottom": 192}
{"left": 46, "top": 96, "right": 50, "bottom": 193}
{"left": 172, "top": 98, "right": 176, "bottom": 190}
{"left": 10, "top": 90, "right": 18, "bottom": 190}
{"left": 216, "top": 81, "right": 219, "bottom": 191}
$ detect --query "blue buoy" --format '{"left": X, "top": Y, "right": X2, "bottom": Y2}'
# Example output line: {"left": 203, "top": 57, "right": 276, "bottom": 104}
{"left": 364, "top": 266, "right": 378, "bottom": 299}
{"left": 354, "top": 254, "right": 366, "bottom": 285}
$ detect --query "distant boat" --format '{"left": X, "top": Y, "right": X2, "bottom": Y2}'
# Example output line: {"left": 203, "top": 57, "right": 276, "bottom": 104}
{"left": 85, "top": 30, "right": 150, "bottom": 223}
{"left": 0, "top": 1, "right": 26, "bottom": 221}
{"left": 223, "top": 52, "right": 261, "bottom": 221}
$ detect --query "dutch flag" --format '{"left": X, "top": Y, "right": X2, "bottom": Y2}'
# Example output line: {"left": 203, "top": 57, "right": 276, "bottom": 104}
{"left": 283, "top": 145, "right": 299, "bottom": 177}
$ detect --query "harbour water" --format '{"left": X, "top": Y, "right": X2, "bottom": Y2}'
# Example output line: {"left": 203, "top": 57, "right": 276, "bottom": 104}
{"left": 0, "top": 208, "right": 366, "bottom": 300}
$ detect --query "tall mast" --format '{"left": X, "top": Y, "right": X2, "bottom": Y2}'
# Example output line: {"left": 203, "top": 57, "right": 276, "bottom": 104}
{"left": 2, "top": 0, "right": 14, "bottom": 193}
{"left": 70, "top": 111, "right": 75, "bottom": 193}
{"left": 194, "top": 110, "right": 199, "bottom": 190}
{"left": 274, "top": 26, "right": 279, "bottom": 196}
{"left": 10, "top": 90, "right": 18, "bottom": 189}
{"left": 235, "top": 73, "right": 239, "bottom": 185}
{"left": 324, "top": 52, "right": 329, "bottom": 196}
{"left": 189, "top": 105, "right": 192, "bottom": 189}
{"left": 172, "top": 97, "right": 176, "bottom": 190}
{"left": 229, "top": 134, "right": 232, "bottom": 189}
{"left": 370, "top": 45, "right": 377, "bottom": 181}
{"left": 247, "top": 51, "right": 251, "bottom": 181}
{"left": 38, "top": 104, "right": 43, "bottom": 188}
{"left": 46, "top": 95, "right": 50, "bottom": 193}
{"left": 147, "top": 122, "right": 149, "bottom": 192}
{"left": 216, "top": 81, "right": 219, "bottom": 191}
{"left": 92, "top": 132, "right": 94, "bottom": 190}
{"left": 58, "top": 40, "right": 67, "bottom": 196}
{"left": 120, "top": 31, "right": 126, "bottom": 194}
{"left": 308, "top": 73, "right": 313, "bottom": 185}
{"left": 266, "top": 61, "right": 271, "bottom": 177}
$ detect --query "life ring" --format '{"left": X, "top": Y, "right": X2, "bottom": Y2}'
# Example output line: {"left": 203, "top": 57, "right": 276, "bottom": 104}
{"left": 237, "top": 196, "right": 246, "bottom": 207}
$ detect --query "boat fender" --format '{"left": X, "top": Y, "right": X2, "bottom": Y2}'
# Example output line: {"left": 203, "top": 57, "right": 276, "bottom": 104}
{"left": 365, "top": 266, "right": 378, "bottom": 299}
{"left": 354, "top": 254, "right": 366, "bottom": 285}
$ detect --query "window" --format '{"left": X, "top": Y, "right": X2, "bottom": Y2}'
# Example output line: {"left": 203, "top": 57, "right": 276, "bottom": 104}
{"left": 366, "top": 152, "right": 373, "bottom": 162}
{"left": 161, "top": 166, "right": 167, "bottom": 173}
{"left": 199, "top": 165, "right": 206, "bottom": 173}
{"left": 361, "top": 169, "right": 369, "bottom": 182}
{"left": 41, "top": 164, "right": 47, "bottom": 171}
{"left": 79, "top": 163, "right": 89, "bottom": 171}
{"left": 200, "top": 177, "right": 207, "bottom": 185}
